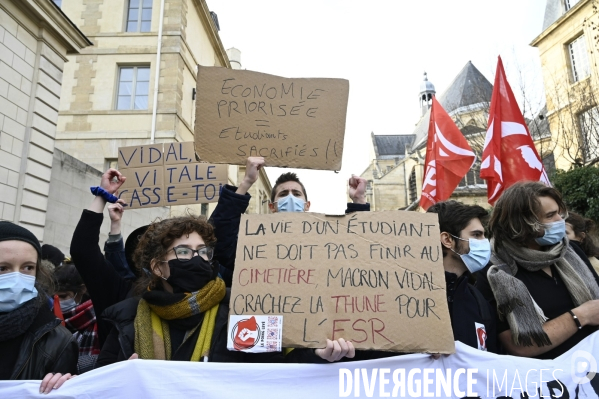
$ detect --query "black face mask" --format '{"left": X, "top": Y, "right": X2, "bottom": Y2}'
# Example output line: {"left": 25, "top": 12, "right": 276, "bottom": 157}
{"left": 165, "top": 256, "right": 216, "bottom": 293}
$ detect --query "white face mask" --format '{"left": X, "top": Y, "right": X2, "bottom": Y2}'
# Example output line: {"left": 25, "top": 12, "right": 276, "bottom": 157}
{"left": 0, "top": 272, "right": 38, "bottom": 312}
{"left": 450, "top": 236, "right": 491, "bottom": 273}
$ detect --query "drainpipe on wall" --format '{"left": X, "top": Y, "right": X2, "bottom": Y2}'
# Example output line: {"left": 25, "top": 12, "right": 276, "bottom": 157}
{"left": 150, "top": 0, "right": 166, "bottom": 144}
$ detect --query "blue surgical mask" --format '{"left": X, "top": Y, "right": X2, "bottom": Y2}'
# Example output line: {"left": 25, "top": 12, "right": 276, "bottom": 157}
{"left": 451, "top": 236, "right": 491, "bottom": 273}
{"left": 535, "top": 220, "right": 566, "bottom": 246}
{"left": 276, "top": 194, "right": 306, "bottom": 212}
{"left": 0, "top": 272, "right": 38, "bottom": 312}
{"left": 60, "top": 297, "right": 78, "bottom": 313}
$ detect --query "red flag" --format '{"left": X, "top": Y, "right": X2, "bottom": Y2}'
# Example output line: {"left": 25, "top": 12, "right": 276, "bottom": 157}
{"left": 480, "top": 56, "right": 550, "bottom": 204}
{"left": 420, "top": 96, "right": 476, "bottom": 210}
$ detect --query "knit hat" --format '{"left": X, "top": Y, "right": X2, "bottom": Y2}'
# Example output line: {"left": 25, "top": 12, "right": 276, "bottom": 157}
{"left": 125, "top": 224, "right": 149, "bottom": 277}
{"left": 0, "top": 221, "right": 42, "bottom": 258}
{"left": 41, "top": 244, "right": 65, "bottom": 267}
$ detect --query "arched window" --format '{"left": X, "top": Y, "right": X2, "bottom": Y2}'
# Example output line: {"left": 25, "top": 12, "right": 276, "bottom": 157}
{"left": 409, "top": 167, "right": 417, "bottom": 203}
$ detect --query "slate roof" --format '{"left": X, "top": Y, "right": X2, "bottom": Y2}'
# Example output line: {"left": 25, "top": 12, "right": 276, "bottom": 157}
{"left": 542, "top": 0, "right": 563, "bottom": 31}
{"left": 372, "top": 62, "right": 493, "bottom": 158}
{"left": 438, "top": 61, "right": 493, "bottom": 114}
{"left": 412, "top": 61, "right": 493, "bottom": 149}
{"left": 372, "top": 134, "right": 416, "bottom": 159}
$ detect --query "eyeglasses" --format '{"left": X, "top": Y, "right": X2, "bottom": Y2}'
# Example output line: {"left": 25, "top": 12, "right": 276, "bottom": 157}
{"left": 168, "top": 246, "right": 214, "bottom": 262}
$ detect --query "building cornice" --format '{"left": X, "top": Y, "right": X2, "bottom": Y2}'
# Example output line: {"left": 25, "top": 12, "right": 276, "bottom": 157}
{"left": 191, "top": 0, "right": 231, "bottom": 68}
{"left": 530, "top": 0, "right": 590, "bottom": 47}
{"left": 7, "top": 0, "right": 92, "bottom": 51}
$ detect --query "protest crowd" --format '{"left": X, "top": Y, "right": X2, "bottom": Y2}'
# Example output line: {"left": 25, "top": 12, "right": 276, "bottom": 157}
{"left": 0, "top": 6, "right": 597, "bottom": 391}
{"left": 1, "top": 151, "right": 599, "bottom": 394}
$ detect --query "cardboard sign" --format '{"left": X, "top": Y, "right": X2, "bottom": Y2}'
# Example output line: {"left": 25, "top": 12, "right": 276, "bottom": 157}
{"left": 229, "top": 211, "right": 455, "bottom": 354}
{"left": 117, "top": 142, "right": 228, "bottom": 209}
{"left": 194, "top": 66, "right": 349, "bottom": 171}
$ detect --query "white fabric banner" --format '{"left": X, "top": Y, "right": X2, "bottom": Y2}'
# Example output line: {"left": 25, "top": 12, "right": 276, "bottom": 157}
{"left": 2, "top": 332, "right": 599, "bottom": 399}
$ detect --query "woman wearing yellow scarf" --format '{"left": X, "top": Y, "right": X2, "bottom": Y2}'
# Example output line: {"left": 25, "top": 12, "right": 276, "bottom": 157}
{"left": 95, "top": 211, "right": 354, "bottom": 365}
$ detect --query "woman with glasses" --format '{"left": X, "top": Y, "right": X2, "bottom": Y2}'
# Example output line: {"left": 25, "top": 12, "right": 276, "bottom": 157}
{"left": 74, "top": 169, "right": 349, "bottom": 367}
{"left": 94, "top": 213, "right": 247, "bottom": 364}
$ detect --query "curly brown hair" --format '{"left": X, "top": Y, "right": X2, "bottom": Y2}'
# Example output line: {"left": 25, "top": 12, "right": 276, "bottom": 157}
{"left": 132, "top": 215, "right": 216, "bottom": 295}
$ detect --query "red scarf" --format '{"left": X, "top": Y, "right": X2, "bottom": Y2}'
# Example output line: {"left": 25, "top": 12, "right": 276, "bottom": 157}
{"left": 63, "top": 299, "right": 100, "bottom": 357}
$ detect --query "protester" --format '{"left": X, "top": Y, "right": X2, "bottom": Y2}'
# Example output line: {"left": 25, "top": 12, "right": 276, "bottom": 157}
{"left": 477, "top": 182, "right": 599, "bottom": 359}
{"left": 208, "top": 157, "right": 380, "bottom": 360}
{"left": 96, "top": 212, "right": 354, "bottom": 365}
{"left": 54, "top": 263, "right": 100, "bottom": 373}
{"left": 210, "top": 157, "right": 369, "bottom": 286}
{"left": 103, "top": 202, "right": 137, "bottom": 280}
{"left": 566, "top": 212, "right": 599, "bottom": 274}
{"left": 41, "top": 244, "right": 65, "bottom": 269}
{"left": 70, "top": 170, "right": 134, "bottom": 347}
{"left": 427, "top": 201, "right": 497, "bottom": 352}
{"left": 0, "top": 221, "right": 78, "bottom": 393}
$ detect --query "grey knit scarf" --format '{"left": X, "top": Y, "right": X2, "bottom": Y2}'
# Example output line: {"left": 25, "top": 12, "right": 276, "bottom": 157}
{"left": 487, "top": 238, "right": 599, "bottom": 347}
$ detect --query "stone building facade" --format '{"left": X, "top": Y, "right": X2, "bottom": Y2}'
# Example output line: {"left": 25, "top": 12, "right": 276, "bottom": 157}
{"left": 54, "top": 0, "right": 272, "bottom": 216}
{"left": 531, "top": 0, "right": 599, "bottom": 170}
{"left": 0, "top": 0, "right": 90, "bottom": 240}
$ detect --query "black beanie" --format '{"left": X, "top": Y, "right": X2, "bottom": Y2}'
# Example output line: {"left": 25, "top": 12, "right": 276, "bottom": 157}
{"left": 0, "top": 221, "right": 42, "bottom": 258}
{"left": 125, "top": 224, "right": 149, "bottom": 277}
{"left": 41, "top": 244, "right": 65, "bottom": 267}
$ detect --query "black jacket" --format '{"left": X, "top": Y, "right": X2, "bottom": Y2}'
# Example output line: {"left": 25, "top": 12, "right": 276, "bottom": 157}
{"left": 445, "top": 271, "right": 497, "bottom": 353}
{"left": 71, "top": 210, "right": 133, "bottom": 347}
{"left": 96, "top": 289, "right": 324, "bottom": 366}
{"left": 2, "top": 304, "right": 78, "bottom": 380}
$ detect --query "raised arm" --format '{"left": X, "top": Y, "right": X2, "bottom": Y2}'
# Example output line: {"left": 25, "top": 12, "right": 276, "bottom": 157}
{"left": 346, "top": 175, "right": 370, "bottom": 213}
{"left": 70, "top": 169, "right": 132, "bottom": 345}
{"left": 103, "top": 202, "right": 136, "bottom": 280}
{"left": 210, "top": 157, "right": 264, "bottom": 285}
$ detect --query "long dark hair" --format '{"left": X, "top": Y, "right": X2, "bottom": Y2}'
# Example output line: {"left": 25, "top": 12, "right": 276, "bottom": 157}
{"left": 489, "top": 181, "right": 567, "bottom": 250}
{"left": 567, "top": 212, "right": 599, "bottom": 257}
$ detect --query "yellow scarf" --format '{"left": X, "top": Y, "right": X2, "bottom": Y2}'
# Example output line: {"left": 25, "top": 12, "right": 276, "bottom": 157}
{"left": 134, "top": 278, "right": 225, "bottom": 361}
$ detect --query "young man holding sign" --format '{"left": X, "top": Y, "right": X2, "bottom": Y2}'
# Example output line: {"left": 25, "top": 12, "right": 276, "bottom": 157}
{"left": 427, "top": 201, "right": 497, "bottom": 353}
{"left": 211, "top": 157, "right": 369, "bottom": 286}
{"left": 210, "top": 157, "right": 368, "bottom": 362}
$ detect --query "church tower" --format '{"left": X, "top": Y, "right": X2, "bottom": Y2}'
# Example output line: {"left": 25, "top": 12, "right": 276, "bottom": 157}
{"left": 419, "top": 72, "right": 436, "bottom": 116}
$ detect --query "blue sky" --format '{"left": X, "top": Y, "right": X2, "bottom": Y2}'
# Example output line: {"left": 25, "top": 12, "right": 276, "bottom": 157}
{"left": 208, "top": 0, "right": 548, "bottom": 213}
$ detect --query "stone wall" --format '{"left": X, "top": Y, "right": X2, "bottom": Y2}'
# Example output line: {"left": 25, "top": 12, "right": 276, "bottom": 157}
{"left": 44, "top": 149, "right": 169, "bottom": 255}
{"left": 0, "top": 0, "right": 88, "bottom": 240}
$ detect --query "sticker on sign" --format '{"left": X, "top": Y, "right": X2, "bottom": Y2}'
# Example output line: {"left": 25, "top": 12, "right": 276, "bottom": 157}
{"left": 227, "top": 315, "right": 283, "bottom": 353}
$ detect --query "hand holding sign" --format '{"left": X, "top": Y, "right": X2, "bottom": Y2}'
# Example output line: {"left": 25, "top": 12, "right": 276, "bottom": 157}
{"left": 315, "top": 338, "right": 355, "bottom": 362}
{"left": 237, "top": 157, "right": 265, "bottom": 195}
{"left": 117, "top": 142, "right": 229, "bottom": 209}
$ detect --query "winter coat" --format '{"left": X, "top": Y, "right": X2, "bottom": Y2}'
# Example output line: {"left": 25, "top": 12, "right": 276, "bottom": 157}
{"left": 95, "top": 289, "right": 324, "bottom": 367}
{"left": 2, "top": 305, "right": 78, "bottom": 380}
{"left": 445, "top": 271, "right": 497, "bottom": 353}
{"left": 70, "top": 210, "right": 133, "bottom": 347}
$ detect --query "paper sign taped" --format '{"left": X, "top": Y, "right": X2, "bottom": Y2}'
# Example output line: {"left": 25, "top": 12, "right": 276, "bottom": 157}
{"left": 227, "top": 315, "right": 283, "bottom": 353}
{"left": 194, "top": 66, "right": 349, "bottom": 170}
{"left": 229, "top": 211, "right": 455, "bottom": 354}
{"left": 117, "top": 142, "right": 228, "bottom": 209}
